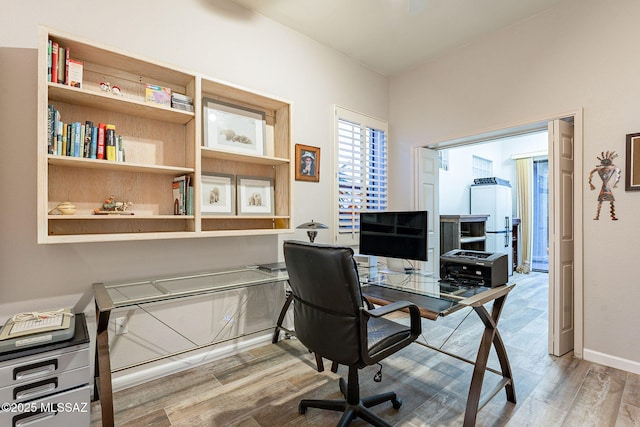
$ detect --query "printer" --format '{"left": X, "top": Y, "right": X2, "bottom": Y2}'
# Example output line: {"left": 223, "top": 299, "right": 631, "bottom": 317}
{"left": 440, "top": 249, "right": 508, "bottom": 288}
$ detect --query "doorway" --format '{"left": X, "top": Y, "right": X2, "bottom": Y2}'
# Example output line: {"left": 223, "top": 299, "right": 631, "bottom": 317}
{"left": 416, "top": 112, "right": 583, "bottom": 357}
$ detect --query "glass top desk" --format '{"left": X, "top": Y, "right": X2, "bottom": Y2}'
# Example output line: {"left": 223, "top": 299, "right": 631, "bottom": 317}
{"left": 360, "top": 270, "right": 517, "bottom": 427}
{"left": 92, "top": 267, "right": 289, "bottom": 427}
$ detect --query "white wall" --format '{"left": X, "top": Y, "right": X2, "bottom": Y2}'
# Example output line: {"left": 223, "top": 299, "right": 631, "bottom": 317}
{"left": 390, "top": 0, "right": 640, "bottom": 371}
{"left": 439, "top": 132, "right": 548, "bottom": 214}
{"left": 0, "top": 0, "right": 388, "bottom": 382}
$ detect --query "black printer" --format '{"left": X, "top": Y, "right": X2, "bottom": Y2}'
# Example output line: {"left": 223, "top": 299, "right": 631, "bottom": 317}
{"left": 440, "top": 249, "right": 508, "bottom": 288}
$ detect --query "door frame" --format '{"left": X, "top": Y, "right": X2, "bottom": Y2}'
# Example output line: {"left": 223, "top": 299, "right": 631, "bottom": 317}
{"left": 414, "top": 109, "right": 584, "bottom": 358}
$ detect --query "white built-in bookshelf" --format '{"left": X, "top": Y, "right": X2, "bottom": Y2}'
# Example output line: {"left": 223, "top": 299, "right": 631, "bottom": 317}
{"left": 38, "top": 27, "right": 292, "bottom": 243}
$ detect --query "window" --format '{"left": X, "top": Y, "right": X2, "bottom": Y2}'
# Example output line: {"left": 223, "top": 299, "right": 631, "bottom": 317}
{"left": 334, "top": 106, "right": 388, "bottom": 245}
{"left": 472, "top": 155, "right": 493, "bottom": 178}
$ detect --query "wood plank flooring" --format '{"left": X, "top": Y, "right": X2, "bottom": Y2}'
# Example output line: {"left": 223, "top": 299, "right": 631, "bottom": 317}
{"left": 90, "top": 272, "right": 640, "bottom": 426}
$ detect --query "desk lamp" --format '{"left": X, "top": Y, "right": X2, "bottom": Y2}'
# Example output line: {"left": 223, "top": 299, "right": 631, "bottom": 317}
{"left": 297, "top": 220, "right": 328, "bottom": 243}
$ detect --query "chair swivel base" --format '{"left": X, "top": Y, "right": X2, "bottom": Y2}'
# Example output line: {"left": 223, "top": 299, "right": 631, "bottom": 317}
{"left": 298, "top": 378, "right": 402, "bottom": 427}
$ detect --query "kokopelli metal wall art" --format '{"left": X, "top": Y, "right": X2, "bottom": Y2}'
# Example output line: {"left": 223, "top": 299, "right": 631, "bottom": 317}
{"left": 588, "top": 151, "right": 621, "bottom": 220}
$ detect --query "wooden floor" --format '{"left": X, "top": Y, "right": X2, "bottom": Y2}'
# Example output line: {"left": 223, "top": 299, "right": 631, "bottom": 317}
{"left": 91, "top": 272, "right": 640, "bottom": 426}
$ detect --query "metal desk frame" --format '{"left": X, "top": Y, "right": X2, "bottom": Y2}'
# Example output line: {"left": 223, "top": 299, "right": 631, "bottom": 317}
{"left": 93, "top": 267, "right": 288, "bottom": 427}
{"left": 273, "top": 275, "right": 516, "bottom": 427}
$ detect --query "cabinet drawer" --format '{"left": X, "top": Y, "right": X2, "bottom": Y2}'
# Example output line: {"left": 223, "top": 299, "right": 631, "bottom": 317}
{"left": 0, "top": 346, "right": 88, "bottom": 388}
{"left": 0, "top": 365, "right": 89, "bottom": 403}
{"left": 1, "top": 385, "right": 90, "bottom": 427}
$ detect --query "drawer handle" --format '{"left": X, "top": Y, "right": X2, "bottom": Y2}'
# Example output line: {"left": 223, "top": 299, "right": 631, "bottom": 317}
{"left": 13, "top": 379, "right": 58, "bottom": 400}
{"left": 13, "top": 410, "right": 57, "bottom": 427}
{"left": 14, "top": 360, "right": 58, "bottom": 381}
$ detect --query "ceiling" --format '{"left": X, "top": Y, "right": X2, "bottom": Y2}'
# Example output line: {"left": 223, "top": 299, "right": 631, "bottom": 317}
{"left": 231, "top": 0, "right": 566, "bottom": 76}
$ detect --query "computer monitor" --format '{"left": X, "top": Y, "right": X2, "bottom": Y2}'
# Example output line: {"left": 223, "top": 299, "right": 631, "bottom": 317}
{"left": 358, "top": 211, "right": 429, "bottom": 265}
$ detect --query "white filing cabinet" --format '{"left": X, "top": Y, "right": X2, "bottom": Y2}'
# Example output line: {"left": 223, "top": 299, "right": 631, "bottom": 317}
{"left": 0, "top": 314, "right": 90, "bottom": 427}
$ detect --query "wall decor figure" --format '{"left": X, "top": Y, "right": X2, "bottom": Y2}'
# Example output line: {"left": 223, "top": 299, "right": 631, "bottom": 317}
{"left": 588, "top": 151, "right": 620, "bottom": 220}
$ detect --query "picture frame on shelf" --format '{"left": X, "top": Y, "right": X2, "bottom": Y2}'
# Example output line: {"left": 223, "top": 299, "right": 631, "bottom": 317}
{"left": 626, "top": 132, "right": 640, "bottom": 191}
{"left": 295, "top": 144, "right": 320, "bottom": 182}
{"left": 201, "top": 173, "right": 235, "bottom": 214}
{"left": 203, "top": 98, "right": 265, "bottom": 156}
{"left": 237, "top": 176, "right": 274, "bottom": 215}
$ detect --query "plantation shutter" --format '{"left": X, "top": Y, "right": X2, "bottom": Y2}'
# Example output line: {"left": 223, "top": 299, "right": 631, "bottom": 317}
{"left": 334, "top": 106, "right": 388, "bottom": 245}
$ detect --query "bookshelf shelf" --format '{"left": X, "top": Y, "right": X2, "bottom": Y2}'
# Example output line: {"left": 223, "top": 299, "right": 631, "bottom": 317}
{"left": 48, "top": 215, "right": 194, "bottom": 220}
{"left": 38, "top": 27, "right": 293, "bottom": 243}
{"left": 48, "top": 84, "right": 195, "bottom": 125}
{"left": 200, "top": 147, "right": 289, "bottom": 166}
{"left": 47, "top": 155, "right": 195, "bottom": 175}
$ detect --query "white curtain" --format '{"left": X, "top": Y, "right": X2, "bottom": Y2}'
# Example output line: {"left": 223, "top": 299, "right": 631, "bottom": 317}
{"left": 516, "top": 158, "right": 533, "bottom": 271}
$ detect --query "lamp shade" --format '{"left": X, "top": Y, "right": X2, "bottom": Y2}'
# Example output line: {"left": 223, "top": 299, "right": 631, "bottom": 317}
{"left": 296, "top": 220, "right": 328, "bottom": 242}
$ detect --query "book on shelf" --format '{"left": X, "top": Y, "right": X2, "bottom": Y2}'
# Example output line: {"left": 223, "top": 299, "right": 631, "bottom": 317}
{"left": 61, "top": 122, "right": 67, "bottom": 156}
{"left": 47, "top": 105, "right": 54, "bottom": 154}
{"left": 57, "top": 46, "right": 65, "bottom": 84}
{"left": 117, "top": 135, "right": 125, "bottom": 162}
{"left": 89, "top": 125, "right": 98, "bottom": 159}
{"left": 145, "top": 84, "right": 171, "bottom": 106}
{"left": 56, "top": 115, "right": 63, "bottom": 156}
{"left": 67, "top": 59, "right": 83, "bottom": 88}
{"left": 47, "top": 40, "right": 52, "bottom": 82}
{"left": 51, "top": 41, "right": 58, "bottom": 84}
{"left": 65, "top": 123, "right": 72, "bottom": 156}
{"left": 172, "top": 175, "right": 186, "bottom": 215}
{"left": 105, "top": 124, "right": 116, "bottom": 161}
{"left": 84, "top": 121, "right": 92, "bottom": 157}
{"left": 74, "top": 121, "right": 82, "bottom": 157}
{"left": 187, "top": 184, "right": 194, "bottom": 216}
{"left": 64, "top": 47, "right": 70, "bottom": 86}
{"left": 97, "top": 123, "right": 105, "bottom": 159}
{"left": 171, "top": 92, "right": 194, "bottom": 112}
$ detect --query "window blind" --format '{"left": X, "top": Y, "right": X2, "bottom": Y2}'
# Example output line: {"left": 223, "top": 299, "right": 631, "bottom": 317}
{"left": 335, "top": 107, "right": 388, "bottom": 245}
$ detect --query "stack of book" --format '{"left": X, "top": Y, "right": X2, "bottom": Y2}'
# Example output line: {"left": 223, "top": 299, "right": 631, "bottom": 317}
{"left": 47, "top": 39, "right": 83, "bottom": 87}
{"left": 171, "top": 93, "right": 194, "bottom": 112}
{"left": 47, "top": 105, "right": 124, "bottom": 161}
{"left": 172, "top": 175, "right": 193, "bottom": 215}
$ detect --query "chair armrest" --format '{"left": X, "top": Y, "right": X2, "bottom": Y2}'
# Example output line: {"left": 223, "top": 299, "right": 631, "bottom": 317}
{"left": 363, "top": 300, "right": 417, "bottom": 318}
{"left": 363, "top": 300, "right": 422, "bottom": 340}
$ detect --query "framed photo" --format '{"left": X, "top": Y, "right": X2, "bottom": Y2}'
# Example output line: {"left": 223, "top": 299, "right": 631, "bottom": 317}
{"left": 626, "top": 132, "right": 640, "bottom": 191}
{"left": 203, "top": 98, "right": 265, "bottom": 156}
{"left": 237, "top": 176, "right": 274, "bottom": 215}
{"left": 295, "top": 144, "right": 320, "bottom": 182}
{"left": 200, "top": 173, "right": 235, "bottom": 214}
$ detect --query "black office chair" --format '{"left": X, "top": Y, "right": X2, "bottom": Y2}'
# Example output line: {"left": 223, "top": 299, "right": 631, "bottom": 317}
{"left": 283, "top": 240, "right": 422, "bottom": 427}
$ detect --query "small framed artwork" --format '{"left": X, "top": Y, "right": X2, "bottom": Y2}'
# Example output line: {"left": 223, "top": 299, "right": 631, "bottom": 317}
{"left": 237, "top": 176, "right": 274, "bottom": 215}
{"left": 295, "top": 144, "right": 320, "bottom": 182}
{"left": 626, "top": 132, "right": 640, "bottom": 191}
{"left": 200, "top": 173, "right": 235, "bottom": 215}
{"left": 203, "top": 98, "right": 266, "bottom": 156}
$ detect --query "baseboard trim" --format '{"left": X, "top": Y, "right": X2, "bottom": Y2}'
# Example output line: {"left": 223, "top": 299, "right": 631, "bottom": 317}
{"left": 583, "top": 348, "right": 640, "bottom": 375}
{"left": 111, "top": 333, "right": 273, "bottom": 392}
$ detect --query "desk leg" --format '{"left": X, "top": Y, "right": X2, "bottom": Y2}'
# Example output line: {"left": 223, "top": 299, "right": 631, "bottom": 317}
{"left": 272, "top": 290, "right": 293, "bottom": 344}
{"left": 94, "top": 304, "right": 114, "bottom": 427}
{"left": 463, "top": 294, "right": 516, "bottom": 427}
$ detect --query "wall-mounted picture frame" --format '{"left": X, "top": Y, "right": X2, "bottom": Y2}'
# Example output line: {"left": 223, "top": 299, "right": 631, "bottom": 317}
{"left": 203, "top": 98, "right": 265, "bottom": 156}
{"left": 200, "top": 173, "right": 235, "bottom": 214}
{"left": 295, "top": 144, "right": 320, "bottom": 182}
{"left": 237, "top": 176, "right": 274, "bottom": 215}
{"left": 626, "top": 132, "right": 640, "bottom": 191}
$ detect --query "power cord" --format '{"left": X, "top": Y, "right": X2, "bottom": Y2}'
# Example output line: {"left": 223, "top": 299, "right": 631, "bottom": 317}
{"left": 374, "top": 363, "right": 383, "bottom": 382}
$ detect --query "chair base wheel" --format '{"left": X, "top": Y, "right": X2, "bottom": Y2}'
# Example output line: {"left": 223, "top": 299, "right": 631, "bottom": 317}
{"left": 392, "top": 397, "right": 402, "bottom": 409}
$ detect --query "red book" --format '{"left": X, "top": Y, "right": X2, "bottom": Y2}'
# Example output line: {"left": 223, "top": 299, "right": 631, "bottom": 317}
{"left": 51, "top": 42, "right": 58, "bottom": 84}
{"left": 97, "top": 123, "right": 106, "bottom": 160}
{"left": 64, "top": 47, "right": 70, "bottom": 85}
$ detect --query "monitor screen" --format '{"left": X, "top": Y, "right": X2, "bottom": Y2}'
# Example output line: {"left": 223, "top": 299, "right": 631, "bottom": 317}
{"left": 358, "top": 211, "right": 428, "bottom": 261}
